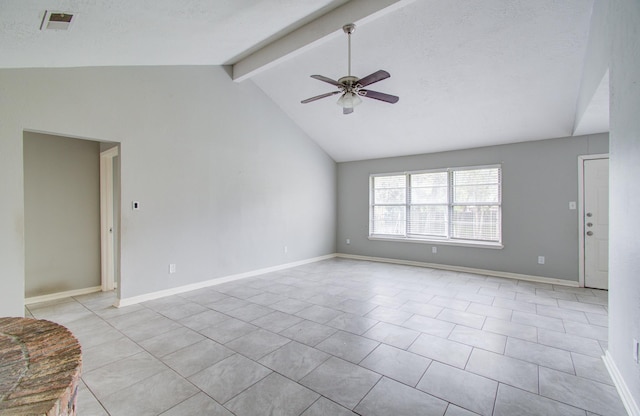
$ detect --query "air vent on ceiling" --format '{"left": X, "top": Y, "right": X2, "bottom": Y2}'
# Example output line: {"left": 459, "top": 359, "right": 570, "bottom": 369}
{"left": 40, "top": 10, "right": 76, "bottom": 31}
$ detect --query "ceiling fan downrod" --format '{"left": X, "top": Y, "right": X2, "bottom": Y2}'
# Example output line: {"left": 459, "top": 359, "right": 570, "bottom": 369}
{"left": 343, "top": 23, "right": 356, "bottom": 77}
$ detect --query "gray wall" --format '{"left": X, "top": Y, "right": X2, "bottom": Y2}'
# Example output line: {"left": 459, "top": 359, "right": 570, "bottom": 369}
{"left": 337, "top": 134, "right": 609, "bottom": 282}
{"left": 0, "top": 65, "right": 336, "bottom": 314}
{"left": 23, "top": 132, "right": 101, "bottom": 297}
{"left": 609, "top": 0, "right": 640, "bottom": 408}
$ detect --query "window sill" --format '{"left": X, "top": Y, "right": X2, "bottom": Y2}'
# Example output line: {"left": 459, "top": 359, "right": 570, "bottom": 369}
{"left": 368, "top": 235, "right": 504, "bottom": 249}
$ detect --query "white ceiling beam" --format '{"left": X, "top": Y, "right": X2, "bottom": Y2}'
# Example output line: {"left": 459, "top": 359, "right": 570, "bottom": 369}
{"left": 232, "top": 0, "right": 416, "bottom": 82}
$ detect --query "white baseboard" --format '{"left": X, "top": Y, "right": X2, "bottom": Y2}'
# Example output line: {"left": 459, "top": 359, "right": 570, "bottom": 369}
{"left": 336, "top": 253, "right": 580, "bottom": 287}
{"left": 115, "top": 251, "right": 580, "bottom": 307}
{"left": 116, "top": 254, "right": 337, "bottom": 307}
{"left": 603, "top": 351, "right": 639, "bottom": 416}
{"left": 25, "top": 286, "right": 102, "bottom": 305}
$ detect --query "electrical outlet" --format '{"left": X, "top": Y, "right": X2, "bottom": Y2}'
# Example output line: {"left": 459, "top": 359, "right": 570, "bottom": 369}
{"left": 634, "top": 339, "right": 639, "bottom": 363}
{"left": 569, "top": 201, "right": 577, "bottom": 210}
{"left": 432, "top": 247, "right": 437, "bottom": 254}
{"left": 284, "top": 246, "right": 288, "bottom": 254}
{"left": 169, "top": 264, "right": 176, "bottom": 274}
{"left": 537, "top": 256, "right": 545, "bottom": 265}
{"left": 346, "top": 238, "right": 351, "bottom": 245}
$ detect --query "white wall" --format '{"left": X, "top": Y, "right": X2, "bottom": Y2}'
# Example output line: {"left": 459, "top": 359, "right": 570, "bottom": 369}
{"left": 23, "top": 132, "right": 101, "bottom": 297}
{"left": 609, "top": 0, "right": 640, "bottom": 410}
{"left": 337, "top": 134, "right": 609, "bottom": 282}
{"left": 574, "top": 0, "right": 610, "bottom": 128}
{"left": 0, "top": 65, "right": 336, "bottom": 315}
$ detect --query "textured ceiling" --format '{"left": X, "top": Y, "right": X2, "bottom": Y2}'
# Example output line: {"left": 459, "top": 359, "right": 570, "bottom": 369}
{"left": 1, "top": 0, "right": 606, "bottom": 162}
{"left": 252, "top": 0, "right": 600, "bottom": 161}
{"left": 0, "top": 0, "right": 348, "bottom": 67}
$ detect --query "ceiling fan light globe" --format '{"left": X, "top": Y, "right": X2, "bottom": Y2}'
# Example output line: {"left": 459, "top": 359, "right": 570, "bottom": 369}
{"left": 337, "top": 92, "right": 362, "bottom": 109}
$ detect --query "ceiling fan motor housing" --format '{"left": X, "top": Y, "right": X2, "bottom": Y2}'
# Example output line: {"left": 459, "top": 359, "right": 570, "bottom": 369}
{"left": 338, "top": 75, "right": 360, "bottom": 89}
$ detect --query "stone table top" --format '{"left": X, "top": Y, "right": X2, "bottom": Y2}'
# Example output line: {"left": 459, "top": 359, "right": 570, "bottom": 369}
{"left": 0, "top": 317, "right": 82, "bottom": 416}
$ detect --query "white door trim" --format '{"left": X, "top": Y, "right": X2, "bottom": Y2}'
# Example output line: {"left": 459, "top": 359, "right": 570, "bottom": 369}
{"left": 578, "top": 153, "right": 609, "bottom": 288}
{"left": 100, "top": 147, "right": 118, "bottom": 291}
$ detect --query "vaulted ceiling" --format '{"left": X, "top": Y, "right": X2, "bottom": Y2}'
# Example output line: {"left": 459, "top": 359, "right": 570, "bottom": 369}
{"left": 1, "top": 0, "right": 607, "bottom": 162}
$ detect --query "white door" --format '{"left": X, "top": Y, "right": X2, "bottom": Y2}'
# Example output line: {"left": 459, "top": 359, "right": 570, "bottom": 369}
{"left": 583, "top": 158, "right": 609, "bottom": 289}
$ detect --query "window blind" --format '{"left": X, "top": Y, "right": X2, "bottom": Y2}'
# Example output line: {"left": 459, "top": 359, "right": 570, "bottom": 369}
{"left": 370, "top": 165, "right": 501, "bottom": 244}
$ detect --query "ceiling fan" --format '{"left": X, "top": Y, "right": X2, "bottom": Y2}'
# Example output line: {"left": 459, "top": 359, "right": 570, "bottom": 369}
{"left": 301, "top": 23, "right": 399, "bottom": 115}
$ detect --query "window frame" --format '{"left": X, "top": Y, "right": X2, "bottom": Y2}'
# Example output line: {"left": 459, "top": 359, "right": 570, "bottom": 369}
{"left": 369, "top": 164, "right": 503, "bottom": 249}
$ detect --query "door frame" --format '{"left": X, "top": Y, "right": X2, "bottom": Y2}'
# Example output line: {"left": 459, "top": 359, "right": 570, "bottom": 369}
{"left": 578, "top": 153, "right": 609, "bottom": 288}
{"left": 100, "top": 146, "right": 119, "bottom": 291}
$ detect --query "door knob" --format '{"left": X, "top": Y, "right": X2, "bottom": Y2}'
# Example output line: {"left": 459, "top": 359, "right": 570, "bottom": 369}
{"left": 586, "top": 212, "right": 593, "bottom": 217}
{"left": 586, "top": 222, "right": 593, "bottom": 227}
{"left": 587, "top": 231, "right": 594, "bottom": 236}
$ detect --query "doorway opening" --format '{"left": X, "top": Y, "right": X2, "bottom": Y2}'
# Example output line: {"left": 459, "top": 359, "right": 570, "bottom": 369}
{"left": 22, "top": 130, "right": 121, "bottom": 304}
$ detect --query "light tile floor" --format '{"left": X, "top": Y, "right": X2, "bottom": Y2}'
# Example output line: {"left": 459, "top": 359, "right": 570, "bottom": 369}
{"left": 25, "top": 259, "right": 627, "bottom": 416}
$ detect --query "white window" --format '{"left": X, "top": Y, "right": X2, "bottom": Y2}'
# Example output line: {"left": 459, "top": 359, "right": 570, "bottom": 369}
{"left": 370, "top": 165, "right": 502, "bottom": 246}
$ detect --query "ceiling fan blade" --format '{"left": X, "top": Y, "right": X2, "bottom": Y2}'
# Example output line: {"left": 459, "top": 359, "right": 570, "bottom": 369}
{"left": 359, "top": 89, "right": 399, "bottom": 104}
{"left": 343, "top": 107, "right": 354, "bottom": 115}
{"left": 356, "top": 70, "right": 390, "bottom": 87}
{"left": 310, "top": 75, "right": 342, "bottom": 87}
{"left": 301, "top": 90, "right": 341, "bottom": 104}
